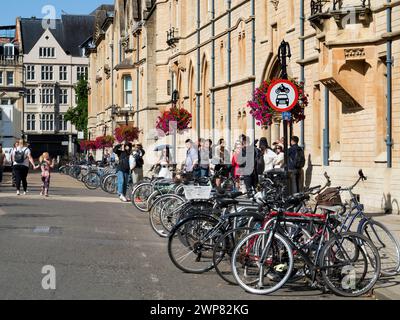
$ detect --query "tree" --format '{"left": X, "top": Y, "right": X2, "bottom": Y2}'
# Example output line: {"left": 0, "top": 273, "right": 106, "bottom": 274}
{"left": 65, "top": 78, "right": 89, "bottom": 138}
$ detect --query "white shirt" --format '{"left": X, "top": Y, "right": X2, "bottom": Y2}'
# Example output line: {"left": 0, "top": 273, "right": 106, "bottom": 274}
{"left": 263, "top": 149, "right": 277, "bottom": 173}
{"left": 274, "top": 152, "right": 285, "bottom": 168}
{"left": 11, "top": 147, "right": 31, "bottom": 167}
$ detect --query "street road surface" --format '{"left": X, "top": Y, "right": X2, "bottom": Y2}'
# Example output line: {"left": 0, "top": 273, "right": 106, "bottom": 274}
{"left": 0, "top": 173, "right": 368, "bottom": 300}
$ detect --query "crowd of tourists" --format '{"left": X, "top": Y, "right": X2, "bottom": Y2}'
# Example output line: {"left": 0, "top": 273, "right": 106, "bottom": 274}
{"left": 182, "top": 135, "right": 305, "bottom": 194}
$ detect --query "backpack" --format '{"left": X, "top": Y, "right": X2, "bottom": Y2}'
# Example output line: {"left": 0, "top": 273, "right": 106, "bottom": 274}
{"left": 294, "top": 147, "right": 306, "bottom": 169}
{"left": 14, "top": 148, "right": 27, "bottom": 164}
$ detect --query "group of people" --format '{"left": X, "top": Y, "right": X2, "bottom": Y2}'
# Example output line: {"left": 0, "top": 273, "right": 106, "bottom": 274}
{"left": 184, "top": 135, "right": 305, "bottom": 194}
{"left": 0, "top": 139, "right": 56, "bottom": 197}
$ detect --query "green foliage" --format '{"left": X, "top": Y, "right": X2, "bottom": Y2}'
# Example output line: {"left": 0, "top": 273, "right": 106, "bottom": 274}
{"left": 65, "top": 78, "right": 89, "bottom": 138}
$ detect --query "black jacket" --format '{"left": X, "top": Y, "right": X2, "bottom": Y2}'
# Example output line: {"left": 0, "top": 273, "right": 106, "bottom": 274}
{"left": 113, "top": 145, "right": 131, "bottom": 173}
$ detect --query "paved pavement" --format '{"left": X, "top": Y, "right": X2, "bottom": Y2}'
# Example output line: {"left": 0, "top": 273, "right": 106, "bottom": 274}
{"left": 0, "top": 172, "right": 397, "bottom": 300}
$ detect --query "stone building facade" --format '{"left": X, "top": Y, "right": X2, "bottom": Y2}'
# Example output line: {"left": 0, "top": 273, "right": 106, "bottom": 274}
{"left": 0, "top": 24, "right": 23, "bottom": 148}
{"left": 17, "top": 14, "right": 95, "bottom": 158}
{"left": 87, "top": 0, "right": 400, "bottom": 213}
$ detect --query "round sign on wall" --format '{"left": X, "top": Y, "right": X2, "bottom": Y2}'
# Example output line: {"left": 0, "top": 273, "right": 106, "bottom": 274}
{"left": 267, "top": 79, "right": 299, "bottom": 112}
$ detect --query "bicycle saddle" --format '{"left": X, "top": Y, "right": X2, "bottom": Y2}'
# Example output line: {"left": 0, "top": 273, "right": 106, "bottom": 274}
{"left": 216, "top": 198, "right": 239, "bottom": 207}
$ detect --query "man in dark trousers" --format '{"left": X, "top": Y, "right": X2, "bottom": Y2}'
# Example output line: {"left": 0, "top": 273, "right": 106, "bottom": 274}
{"left": 288, "top": 136, "right": 305, "bottom": 194}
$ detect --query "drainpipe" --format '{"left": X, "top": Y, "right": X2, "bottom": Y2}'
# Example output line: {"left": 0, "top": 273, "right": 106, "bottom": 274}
{"left": 110, "top": 43, "right": 115, "bottom": 135}
{"left": 251, "top": 0, "right": 256, "bottom": 142}
{"left": 211, "top": 0, "right": 215, "bottom": 142}
{"left": 227, "top": 0, "right": 232, "bottom": 150}
{"left": 323, "top": 86, "right": 329, "bottom": 166}
{"left": 386, "top": 0, "right": 393, "bottom": 168}
{"left": 300, "top": 0, "right": 305, "bottom": 149}
{"left": 196, "top": 0, "right": 201, "bottom": 139}
{"left": 136, "top": 34, "right": 140, "bottom": 127}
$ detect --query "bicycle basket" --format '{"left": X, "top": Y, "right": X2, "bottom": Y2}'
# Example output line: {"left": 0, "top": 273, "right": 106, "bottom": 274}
{"left": 315, "top": 187, "right": 342, "bottom": 206}
{"left": 183, "top": 186, "right": 212, "bottom": 200}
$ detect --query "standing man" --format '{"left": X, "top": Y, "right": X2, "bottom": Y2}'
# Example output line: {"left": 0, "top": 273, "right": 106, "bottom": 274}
{"left": 184, "top": 139, "right": 198, "bottom": 179}
{"left": 11, "top": 139, "right": 36, "bottom": 195}
{"left": 288, "top": 136, "right": 305, "bottom": 194}
{"left": 113, "top": 142, "right": 133, "bottom": 202}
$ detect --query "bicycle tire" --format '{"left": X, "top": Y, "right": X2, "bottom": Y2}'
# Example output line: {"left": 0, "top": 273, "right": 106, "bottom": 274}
{"left": 231, "top": 230, "right": 294, "bottom": 295}
{"left": 359, "top": 219, "right": 400, "bottom": 277}
{"left": 319, "top": 232, "right": 380, "bottom": 297}
{"left": 168, "top": 214, "right": 222, "bottom": 274}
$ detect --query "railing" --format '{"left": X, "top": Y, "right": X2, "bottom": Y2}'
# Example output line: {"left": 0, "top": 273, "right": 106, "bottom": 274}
{"left": 0, "top": 55, "right": 23, "bottom": 66}
{"left": 333, "top": 0, "right": 370, "bottom": 10}
{"left": 311, "top": 0, "right": 329, "bottom": 15}
{"left": 311, "top": 0, "right": 371, "bottom": 16}
{"left": 166, "top": 27, "right": 179, "bottom": 47}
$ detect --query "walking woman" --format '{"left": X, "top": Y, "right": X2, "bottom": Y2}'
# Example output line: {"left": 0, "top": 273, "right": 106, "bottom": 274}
{"left": 10, "top": 139, "right": 35, "bottom": 195}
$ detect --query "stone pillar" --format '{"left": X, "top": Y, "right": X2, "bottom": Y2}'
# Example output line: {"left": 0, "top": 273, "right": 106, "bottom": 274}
{"left": 271, "top": 118, "right": 281, "bottom": 143}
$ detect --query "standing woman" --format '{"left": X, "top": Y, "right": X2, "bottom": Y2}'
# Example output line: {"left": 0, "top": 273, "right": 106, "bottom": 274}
{"left": 157, "top": 147, "right": 173, "bottom": 179}
{"left": 113, "top": 142, "right": 133, "bottom": 202}
{"left": 11, "top": 139, "right": 35, "bottom": 195}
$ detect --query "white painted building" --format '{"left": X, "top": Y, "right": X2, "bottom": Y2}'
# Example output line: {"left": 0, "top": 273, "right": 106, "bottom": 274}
{"left": 18, "top": 15, "right": 94, "bottom": 158}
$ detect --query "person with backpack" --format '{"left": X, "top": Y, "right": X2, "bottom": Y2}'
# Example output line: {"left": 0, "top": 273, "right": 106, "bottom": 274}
{"left": 10, "top": 139, "right": 36, "bottom": 195}
{"left": 288, "top": 136, "right": 305, "bottom": 194}
{"left": 113, "top": 142, "right": 133, "bottom": 202}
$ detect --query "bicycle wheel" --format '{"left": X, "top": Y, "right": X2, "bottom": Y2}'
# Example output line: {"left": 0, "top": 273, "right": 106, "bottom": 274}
{"left": 319, "top": 232, "right": 380, "bottom": 297}
{"left": 103, "top": 174, "right": 118, "bottom": 194}
{"left": 213, "top": 227, "right": 254, "bottom": 285}
{"left": 84, "top": 172, "right": 101, "bottom": 190}
{"left": 149, "top": 195, "right": 185, "bottom": 237}
{"left": 131, "top": 183, "right": 154, "bottom": 212}
{"left": 359, "top": 219, "right": 400, "bottom": 277}
{"left": 168, "top": 214, "right": 222, "bottom": 274}
{"left": 159, "top": 196, "right": 186, "bottom": 234}
{"left": 231, "top": 230, "right": 294, "bottom": 295}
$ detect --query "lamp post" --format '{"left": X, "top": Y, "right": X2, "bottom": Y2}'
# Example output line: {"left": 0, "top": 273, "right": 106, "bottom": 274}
{"left": 171, "top": 90, "right": 179, "bottom": 164}
{"left": 278, "top": 40, "right": 292, "bottom": 192}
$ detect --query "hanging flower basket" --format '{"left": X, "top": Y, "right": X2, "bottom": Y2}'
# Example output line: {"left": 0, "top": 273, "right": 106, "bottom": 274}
{"left": 79, "top": 140, "right": 97, "bottom": 151}
{"left": 115, "top": 125, "right": 141, "bottom": 143}
{"left": 156, "top": 106, "right": 192, "bottom": 136}
{"left": 247, "top": 79, "right": 308, "bottom": 129}
{"left": 94, "top": 135, "right": 115, "bottom": 149}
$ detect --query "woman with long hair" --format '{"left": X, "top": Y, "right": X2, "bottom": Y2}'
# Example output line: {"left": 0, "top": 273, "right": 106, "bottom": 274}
{"left": 157, "top": 147, "right": 173, "bottom": 179}
{"left": 10, "top": 139, "right": 35, "bottom": 195}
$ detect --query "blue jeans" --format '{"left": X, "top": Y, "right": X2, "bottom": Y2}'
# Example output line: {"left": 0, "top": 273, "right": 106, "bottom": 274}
{"left": 117, "top": 171, "right": 130, "bottom": 196}
{"left": 200, "top": 167, "right": 209, "bottom": 177}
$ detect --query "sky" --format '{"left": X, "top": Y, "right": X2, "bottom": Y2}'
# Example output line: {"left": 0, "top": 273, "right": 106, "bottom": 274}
{"left": 0, "top": 0, "right": 114, "bottom": 25}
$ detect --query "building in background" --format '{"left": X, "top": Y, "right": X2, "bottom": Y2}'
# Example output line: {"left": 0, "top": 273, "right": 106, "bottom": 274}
{"left": 0, "top": 24, "right": 23, "bottom": 148}
{"left": 17, "top": 14, "right": 95, "bottom": 158}
{"left": 86, "top": 0, "right": 400, "bottom": 213}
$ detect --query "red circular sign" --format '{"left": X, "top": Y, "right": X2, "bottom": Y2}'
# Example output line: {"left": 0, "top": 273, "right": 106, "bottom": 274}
{"left": 266, "top": 79, "right": 299, "bottom": 112}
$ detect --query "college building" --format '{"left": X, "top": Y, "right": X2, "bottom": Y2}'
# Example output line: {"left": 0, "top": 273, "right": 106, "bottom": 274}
{"left": 86, "top": 0, "right": 400, "bottom": 213}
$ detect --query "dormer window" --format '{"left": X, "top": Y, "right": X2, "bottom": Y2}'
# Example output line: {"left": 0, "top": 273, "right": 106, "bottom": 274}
{"left": 39, "top": 47, "right": 55, "bottom": 58}
{"left": 4, "top": 44, "right": 14, "bottom": 57}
